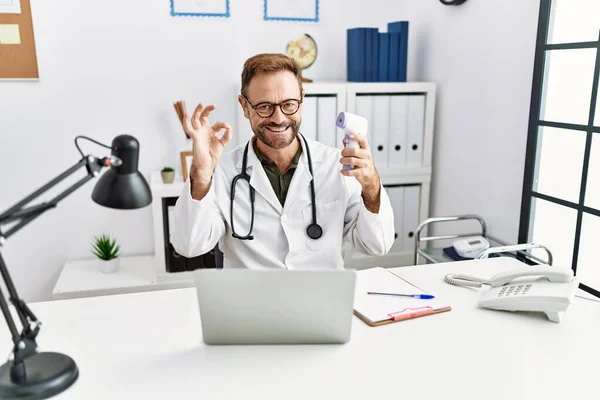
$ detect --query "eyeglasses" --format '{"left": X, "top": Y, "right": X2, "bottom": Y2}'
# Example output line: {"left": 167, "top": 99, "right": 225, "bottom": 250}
{"left": 242, "top": 95, "right": 302, "bottom": 118}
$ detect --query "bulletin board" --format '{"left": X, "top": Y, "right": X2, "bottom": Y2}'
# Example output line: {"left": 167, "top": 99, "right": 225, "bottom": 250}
{"left": 0, "top": 0, "right": 39, "bottom": 79}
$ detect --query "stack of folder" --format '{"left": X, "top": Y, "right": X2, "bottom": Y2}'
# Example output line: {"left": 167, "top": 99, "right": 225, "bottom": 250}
{"left": 347, "top": 21, "right": 409, "bottom": 83}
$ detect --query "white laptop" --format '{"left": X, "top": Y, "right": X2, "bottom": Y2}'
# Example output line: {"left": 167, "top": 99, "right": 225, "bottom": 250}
{"left": 194, "top": 269, "right": 356, "bottom": 345}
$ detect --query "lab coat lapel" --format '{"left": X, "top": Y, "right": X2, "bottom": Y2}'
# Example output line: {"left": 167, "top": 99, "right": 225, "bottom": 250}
{"left": 284, "top": 136, "right": 318, "bottom": 212}
{"left": 242, "top": 142, "right": 284, "bottom": 214}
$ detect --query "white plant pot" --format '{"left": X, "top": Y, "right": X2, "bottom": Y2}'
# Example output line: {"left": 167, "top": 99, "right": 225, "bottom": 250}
{"left": 99, "top": 258, "right": 120, "bottom": 274}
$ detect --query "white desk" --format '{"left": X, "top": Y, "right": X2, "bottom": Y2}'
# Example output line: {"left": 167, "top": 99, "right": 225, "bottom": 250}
{"left": 3, "top": 258, "right": 599, "bottom": 399}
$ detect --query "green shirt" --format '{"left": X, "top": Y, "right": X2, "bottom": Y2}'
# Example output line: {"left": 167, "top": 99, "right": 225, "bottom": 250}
{"left": 253, "top": 140, "right": 302, "bottom": 206}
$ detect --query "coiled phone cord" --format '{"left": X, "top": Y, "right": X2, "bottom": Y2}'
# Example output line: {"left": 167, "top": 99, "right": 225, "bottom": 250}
{"left": 444, "top": 273, "right": 490, "bottom": 288}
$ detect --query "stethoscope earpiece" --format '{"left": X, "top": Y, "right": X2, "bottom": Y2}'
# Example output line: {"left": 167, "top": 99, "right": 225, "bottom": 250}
{"left": 306, "top": 223, "right": 323, "bottom": 240}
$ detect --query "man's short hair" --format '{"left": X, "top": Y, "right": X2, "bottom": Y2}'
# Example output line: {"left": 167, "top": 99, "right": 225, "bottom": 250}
{"left": 241, "top": 53, "right": 303, "bottom": 99}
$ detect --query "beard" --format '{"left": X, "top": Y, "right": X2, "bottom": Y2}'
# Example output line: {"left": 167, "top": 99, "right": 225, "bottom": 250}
{"left": 252, "top": 119, "right": 300, "bottom": 149}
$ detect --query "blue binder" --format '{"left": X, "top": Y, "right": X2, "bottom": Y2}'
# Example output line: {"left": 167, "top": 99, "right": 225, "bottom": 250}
{"left": 388, "top": 32, "right": 400, "bottom": 82}
{"left": 378, "top": 33, "right": 390, "bottom": 82}
{"left": 370, "top": 28, "right": 379, "bottom": 82}
{"left": 364, "top": 28, "right": 379, "bottom": 82}
{"left": 347, "top": 28, "right": 367, "bottom": 82}
{"left": 387, "top": 21, "right": 409, "bottom": 82}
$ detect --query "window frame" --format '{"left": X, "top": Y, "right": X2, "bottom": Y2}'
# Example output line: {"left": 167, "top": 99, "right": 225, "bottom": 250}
{"left": 519, "top": 0, "right": 600, "bottom": 297}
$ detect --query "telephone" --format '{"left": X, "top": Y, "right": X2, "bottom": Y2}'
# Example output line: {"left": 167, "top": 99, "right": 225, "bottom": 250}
{"left": 445, "top": 266, "right": 578, "bottom": 322}
{"left": 452, "top": 236, "right": 490, "bottom": 258}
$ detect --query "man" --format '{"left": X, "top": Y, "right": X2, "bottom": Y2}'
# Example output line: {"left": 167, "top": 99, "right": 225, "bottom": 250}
{"left": 172, "top": 53, "right": 394, "bottom": 269}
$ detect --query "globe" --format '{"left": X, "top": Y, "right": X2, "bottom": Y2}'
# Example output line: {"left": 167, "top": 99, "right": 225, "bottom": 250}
{"left": 285, "top": 34, "right": 317, "bottom": 82}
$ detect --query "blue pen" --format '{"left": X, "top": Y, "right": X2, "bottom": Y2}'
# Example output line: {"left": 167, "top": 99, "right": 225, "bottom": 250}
{"left": 367, "top": 292, "right": 435, "bottom": 299}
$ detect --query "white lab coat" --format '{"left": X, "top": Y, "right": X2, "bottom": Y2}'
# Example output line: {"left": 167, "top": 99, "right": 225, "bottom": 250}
{"left": 171, "top": 136, "right": 395, "bottom": 270}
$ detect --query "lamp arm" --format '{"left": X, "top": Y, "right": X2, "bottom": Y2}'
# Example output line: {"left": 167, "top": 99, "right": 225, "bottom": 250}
{"left": 0, "top": 154, "right": 108, "bottom": 373}
{"left": 0, "top": 134, "right": 113, "bottom": 221}
{"left": 0, "top": 155, "right": 105, "bottom": 235}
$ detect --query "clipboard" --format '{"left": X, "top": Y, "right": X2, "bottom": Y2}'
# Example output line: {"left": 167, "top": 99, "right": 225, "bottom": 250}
{"left": 353, "top": 267, "right": 452, "bottom": 327}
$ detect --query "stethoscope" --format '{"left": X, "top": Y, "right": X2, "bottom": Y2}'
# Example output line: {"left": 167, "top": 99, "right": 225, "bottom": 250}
{"left": 230, "top": 133, "right": 323, "bottom": 241}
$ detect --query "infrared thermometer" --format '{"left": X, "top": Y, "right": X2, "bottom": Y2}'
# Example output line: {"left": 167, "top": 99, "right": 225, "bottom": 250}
{"left": 335, "top": 112, "right": 368, "bottom": 171}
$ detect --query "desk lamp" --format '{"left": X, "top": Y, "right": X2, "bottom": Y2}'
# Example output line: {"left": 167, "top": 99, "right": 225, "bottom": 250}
{"left": 0, "top": 134, "right": 152, "bottom": 399}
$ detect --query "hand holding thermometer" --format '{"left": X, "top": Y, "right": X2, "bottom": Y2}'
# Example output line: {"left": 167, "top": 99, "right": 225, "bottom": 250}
{"left": 336, "top": 112, "right": 368, "bottom": 171}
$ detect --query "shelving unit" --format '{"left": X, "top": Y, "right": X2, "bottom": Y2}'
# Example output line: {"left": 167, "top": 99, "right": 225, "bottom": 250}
{"left": 53, "top": 81, "right": 436, "bottom": 299}
{"left": 300, "top": 82, "right": 436, "bottom": 270}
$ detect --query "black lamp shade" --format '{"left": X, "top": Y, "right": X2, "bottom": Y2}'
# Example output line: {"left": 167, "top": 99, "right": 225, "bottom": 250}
{"left": 91, "top": 135, "right": 153, "bottom": 209}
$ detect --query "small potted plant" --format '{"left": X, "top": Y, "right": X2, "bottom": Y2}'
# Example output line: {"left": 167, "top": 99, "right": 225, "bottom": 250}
{"left": 92, "top": 234, "right": 120, "bottom": 274}
{"left": 161, "top": 166, "right": 175, "bottom": 184}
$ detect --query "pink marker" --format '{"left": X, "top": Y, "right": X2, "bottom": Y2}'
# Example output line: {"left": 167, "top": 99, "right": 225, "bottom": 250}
{"left": 388, "top": 306, "right": 434, "bottom": 321}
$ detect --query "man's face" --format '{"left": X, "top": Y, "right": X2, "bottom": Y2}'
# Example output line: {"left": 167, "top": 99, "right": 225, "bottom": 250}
{"left": 239, "top": 71, "right": 303, "bottom": 150}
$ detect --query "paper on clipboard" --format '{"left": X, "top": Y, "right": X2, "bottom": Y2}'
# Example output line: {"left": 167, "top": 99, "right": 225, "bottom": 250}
{"left": 353, "top": 267, "right": 450, "bottom": 325}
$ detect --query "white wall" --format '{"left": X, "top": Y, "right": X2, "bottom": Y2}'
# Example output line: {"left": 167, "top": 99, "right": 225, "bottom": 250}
{"left": 400, "top": 0, "right": 541, "bottom": 243}
{"left": 0, "top": 0, "right": 540, "bottom": 301}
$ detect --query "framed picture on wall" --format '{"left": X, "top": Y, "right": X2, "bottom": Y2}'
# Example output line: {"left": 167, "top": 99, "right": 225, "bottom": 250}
{"left": 264, "top": 0, "right": 319, "bottom": 22}
{"left": 180, "top": 151, "right": 193, "bottom": 181}
{"left": 170, "top": 0, "right": 230, "bottom": 18}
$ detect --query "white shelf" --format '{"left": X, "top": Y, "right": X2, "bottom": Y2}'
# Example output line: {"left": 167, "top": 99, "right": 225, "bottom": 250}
{"left": 346, "top": 81, "right": 436, "bottom": 93}
{"left": 380, "top": 167, "right": 431, "bottom": 185}
{"left": 52, "top": 255, "right": 196, "bottom": 300}
{"left": 52, "top": 252, "right": 413, "bottom": 300}
{"left": 344, "top": 252, "right": 415, "bottom": 270}
{"left": 303, "top": 81, "right": 347, "bottom": 95}
{"left": 151, "top": 172, "right": 185, "bottom": 198}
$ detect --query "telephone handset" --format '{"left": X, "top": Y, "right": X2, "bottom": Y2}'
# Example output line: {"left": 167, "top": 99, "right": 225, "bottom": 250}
{"left": 445, "top": 266, "right": 578, "bottom": 323}
{"left": 488, "top": 266, "right": 573, "bottom": 287}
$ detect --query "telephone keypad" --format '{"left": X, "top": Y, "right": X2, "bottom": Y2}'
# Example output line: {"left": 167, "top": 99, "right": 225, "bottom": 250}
{"left": 497, "top": 284, "right": 533, "bottom": 297}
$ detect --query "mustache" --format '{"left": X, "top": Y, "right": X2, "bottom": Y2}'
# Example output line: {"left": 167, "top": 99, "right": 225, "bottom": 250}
{"left": 259, "top": 121, "right": 297, "bottom": 129}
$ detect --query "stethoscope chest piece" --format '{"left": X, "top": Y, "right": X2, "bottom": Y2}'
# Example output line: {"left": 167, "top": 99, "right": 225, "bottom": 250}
{"left": 306, "top": 223, "right": 323, "bottom": 240}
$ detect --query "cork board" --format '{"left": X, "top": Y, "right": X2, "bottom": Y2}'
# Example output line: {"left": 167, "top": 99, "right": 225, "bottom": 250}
{"left": 0, "top": 0, "right": 39, "bottom": 79}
